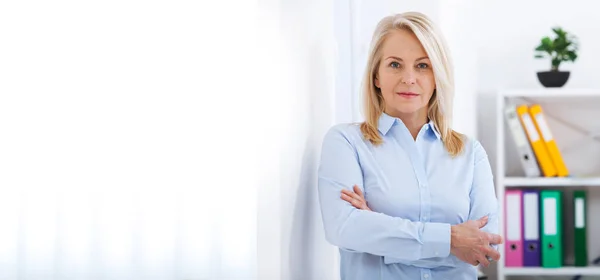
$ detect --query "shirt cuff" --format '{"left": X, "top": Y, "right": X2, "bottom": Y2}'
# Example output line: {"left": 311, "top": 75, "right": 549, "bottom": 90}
{"left": 420, "top": 222, "right": 451, "bottom": 259}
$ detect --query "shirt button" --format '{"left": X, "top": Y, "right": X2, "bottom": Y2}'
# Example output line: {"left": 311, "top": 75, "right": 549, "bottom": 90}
{"left": 424, "top": 274, "right": 429, "bottom": 278}
{"left": 435, "top": 251, "right": 439, "bottom": 256}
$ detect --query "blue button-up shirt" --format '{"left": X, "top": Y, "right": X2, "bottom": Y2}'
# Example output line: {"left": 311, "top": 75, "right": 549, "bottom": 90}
{"left": 317, "top": 113, "right": 499, "bottom": 280}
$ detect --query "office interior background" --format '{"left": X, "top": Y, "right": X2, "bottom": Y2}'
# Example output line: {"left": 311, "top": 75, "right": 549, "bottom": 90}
{"left": 1, "top": 0, "right": 599, "bottom": 280}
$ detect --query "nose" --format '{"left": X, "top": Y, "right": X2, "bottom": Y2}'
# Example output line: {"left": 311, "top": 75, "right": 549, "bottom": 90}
{"left": 401, "top": 69, "right": 416, "bottom": 85}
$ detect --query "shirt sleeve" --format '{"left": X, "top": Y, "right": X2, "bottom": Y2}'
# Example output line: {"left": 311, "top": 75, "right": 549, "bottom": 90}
{"left": 317, "top": 125, "right": 451, "bottom": 262}
{"left": 467, "top": 140, "right": 500, "bottom": 250}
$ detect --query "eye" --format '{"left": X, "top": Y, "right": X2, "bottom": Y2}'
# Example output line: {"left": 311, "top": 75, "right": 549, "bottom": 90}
{"left": 389, "top": 62, "right": 401, "bottom": 69}
{"left": 417, "top": 63, "right": 429, "bottom": 69}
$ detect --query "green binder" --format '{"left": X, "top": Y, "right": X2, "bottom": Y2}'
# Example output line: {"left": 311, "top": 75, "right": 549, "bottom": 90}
{"left": 541, "top": 190, "right": 562, "bottom": 268}
{"left": 574, "top": 190, "right": 588, "bottom": 267}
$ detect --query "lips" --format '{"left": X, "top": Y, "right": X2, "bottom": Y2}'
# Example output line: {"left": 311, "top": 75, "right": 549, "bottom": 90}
{"left": 397, "top": 92, "right": 419, "bottom": 97}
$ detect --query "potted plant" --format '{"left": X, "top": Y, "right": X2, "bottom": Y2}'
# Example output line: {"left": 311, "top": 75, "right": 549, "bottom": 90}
{"left": 534, "top": 27, "right": 578, "bottom": 87}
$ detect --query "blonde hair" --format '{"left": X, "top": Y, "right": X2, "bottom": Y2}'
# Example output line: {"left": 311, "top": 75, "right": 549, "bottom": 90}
{"left": 359, "top": 11, "right": 465, "bottom": 157}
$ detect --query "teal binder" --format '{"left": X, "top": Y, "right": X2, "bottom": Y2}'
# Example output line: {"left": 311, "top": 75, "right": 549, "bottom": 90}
{"left": 541, "top": 190, "right": 562, "bottom": 268}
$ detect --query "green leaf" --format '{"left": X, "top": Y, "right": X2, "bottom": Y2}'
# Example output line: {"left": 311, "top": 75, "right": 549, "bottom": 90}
{"left": 541, "top": 37, "right": 553, "bottom": 55}
{"left": 535, "top": 54, "right": 545, "bottom": 58}
{"left": 555, "top": 37, "right": 567, "bottom": 50}
{"left": 553, "top": 27, "right": 566, "bottom": 38}
{"left": 566, "top": 50, "right": 577, "bottom": 61}
{"left": 542, "top": 36, "right": 552, "bottom": 46}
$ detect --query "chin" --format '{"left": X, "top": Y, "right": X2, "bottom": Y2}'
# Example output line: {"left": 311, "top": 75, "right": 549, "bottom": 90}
{"left": 389, "top": 105, "right": 421, "bottom": 115}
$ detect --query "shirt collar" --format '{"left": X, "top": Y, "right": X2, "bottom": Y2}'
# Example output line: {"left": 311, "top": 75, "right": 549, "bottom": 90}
{"left": 377, "top": 112, "right": 396, "bottom": 136}
{"left": 427, "top": 121, "right": 441, "bottom": 140}
{"left": 377, "top": 113, "right": 441, "bottom": 140}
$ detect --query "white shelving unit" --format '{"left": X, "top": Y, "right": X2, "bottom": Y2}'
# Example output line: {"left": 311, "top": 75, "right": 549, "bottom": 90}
{"left": 504, "top": 177, "right": 600, "bottom": 187}
{"left": 504, "top": 267, "right": 600, "bottom": 276}
{"left": 496, "top": 88, "right": 600, "bottom": 280}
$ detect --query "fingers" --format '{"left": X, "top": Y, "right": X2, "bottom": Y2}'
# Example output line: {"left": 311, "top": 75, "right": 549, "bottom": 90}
{"left": 477, "top": 216, "right": 489, "bottom": 229}
{"left": 353, "top": 185, "right": 365, "bottom": 197}
{"left": 467, "top": 255, "right": 482, "bottom": 267}
{"left": 484, "top": 246, "right": 501, "bottom": 262}
{"left": 341, "top": 189, "right": 362, "bottom": 201}
{"left": 341, "top": 189, "right": 366, "bottom": 209}
{"left": 464, "top": 216, "right": 488, "bottom": 229}
{"left": 341, "top": 186, "right": 372, "bottom": 211}
{"left": 341, "top": 193, "right": 357, "bottom": 206}
{"left": 476, "top": 254, "right": 491, "bottom": 267}
{"left": 456, "top": 252, "right": 482, "bottom": 267}
{"left": 342, "top": 187, "right": 364, "bottom": 202}
{"left": 486, "top": 232, "right": 504, "bottom": 245}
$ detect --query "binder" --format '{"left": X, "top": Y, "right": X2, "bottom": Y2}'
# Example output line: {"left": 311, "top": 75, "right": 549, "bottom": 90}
{"left": 522, "top": 190, "right": 541, "bottom": 266}
{"left": 529, "top": 104, "right": 569, "bottom": 177}
{"left": 541, "top": 190, "right": 562, "bottom": 268}
{"left": 516, "top": 105, "right": 557, "bottom": 177}
{"left": 505, "top": 190, "right": 523, "bottom": 267}
{"left": 574, "top": 190, "right": 588, "bottom": 266}
{"left": 504, "top": 106, "right": 541, "bottom": 177}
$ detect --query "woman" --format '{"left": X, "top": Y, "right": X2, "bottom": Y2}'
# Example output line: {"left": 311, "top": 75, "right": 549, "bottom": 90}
{"left": 317, "top": 12, "right": 503, "bottom": 279}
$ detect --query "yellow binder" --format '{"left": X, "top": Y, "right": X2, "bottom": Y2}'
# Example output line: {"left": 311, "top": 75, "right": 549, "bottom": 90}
{"left": 516, "top": 105, "right": 557, "bottom": 177}
{"left": 529, "top": 104, "right": 569, "bottom": 177}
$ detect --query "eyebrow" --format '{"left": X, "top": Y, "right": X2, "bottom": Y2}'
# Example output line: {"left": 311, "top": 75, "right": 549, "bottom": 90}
{"left": 386, "top": 56, "right": 429, "bottom": 61}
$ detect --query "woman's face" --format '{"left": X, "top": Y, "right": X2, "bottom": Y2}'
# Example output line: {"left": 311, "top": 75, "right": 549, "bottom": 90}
{"left": 375, "top": 29, "right": 435, "bottom": 119}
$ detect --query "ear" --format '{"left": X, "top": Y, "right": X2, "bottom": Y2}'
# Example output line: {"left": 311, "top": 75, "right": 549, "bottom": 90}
{"left": 374, "top": 75, "right": 380, "bottom": 88}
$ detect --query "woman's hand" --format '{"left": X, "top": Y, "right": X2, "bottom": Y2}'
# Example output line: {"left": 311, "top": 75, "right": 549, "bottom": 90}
{"left": 341, "top": 185, "right": 371, "bottom": 211}
{"left": 450, "top": 216, "right": 503, "bottom": 267}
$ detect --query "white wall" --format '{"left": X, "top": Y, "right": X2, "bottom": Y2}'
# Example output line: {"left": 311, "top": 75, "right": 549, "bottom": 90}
{"left": 438, "top": 0, "right": 479, "bottom": 138}
{"left": 257, "top": 0, "right": 341, "bottom": 279}
{"left": 1, "top": 1, "right": 263, "bottom": 279}
{"left": 277, "top": 1, "right": 339, "bottom": 279}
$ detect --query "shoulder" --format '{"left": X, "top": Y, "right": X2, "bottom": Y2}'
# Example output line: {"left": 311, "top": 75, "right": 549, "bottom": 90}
{"left": 455, "top": 134, "right": 489, "bottom": 163}
{"left": 319, "top": 123, "right": 365, "bottom": 161}
{"left": 323, "top": 123, "right": 363, "bottom": 143}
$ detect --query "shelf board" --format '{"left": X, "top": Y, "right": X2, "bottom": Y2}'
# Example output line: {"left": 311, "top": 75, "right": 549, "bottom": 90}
{"left": 500, "top": 88, "right": 600, "bottom": 98}
{"left": 504, "top": 176, "right": 600, "bottom": 187}
{"left": 504, "top": 267, "right": 600, "bottom": 276}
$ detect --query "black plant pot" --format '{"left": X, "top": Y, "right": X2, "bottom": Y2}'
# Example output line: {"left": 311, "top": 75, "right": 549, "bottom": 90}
{"left": 537, "top": 71, "right": 570, "bottom": 87}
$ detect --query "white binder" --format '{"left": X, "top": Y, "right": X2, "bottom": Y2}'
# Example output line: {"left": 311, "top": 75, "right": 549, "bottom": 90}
{"left": 504, "top": 105, "right": 541, "bottom": 177}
